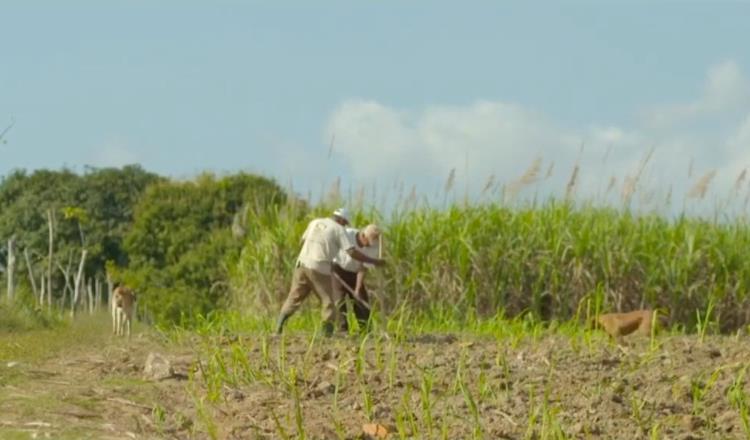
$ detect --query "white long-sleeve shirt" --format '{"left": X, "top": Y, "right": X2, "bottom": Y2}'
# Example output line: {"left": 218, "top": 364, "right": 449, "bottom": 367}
{"left": 333, "top": 227, "right": 379, "bottom": 273}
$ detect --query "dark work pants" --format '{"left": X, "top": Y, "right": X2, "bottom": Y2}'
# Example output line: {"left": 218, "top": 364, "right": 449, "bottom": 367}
{"left": 332, "top": 264, "right": 370, "bottom": 329}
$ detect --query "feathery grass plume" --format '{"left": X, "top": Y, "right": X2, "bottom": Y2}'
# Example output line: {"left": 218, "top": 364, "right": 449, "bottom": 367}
{"left": 326, "top": 176, "right": 342, "bottom": 206}
{"left": 354, "top": 185, "right": 366, "bottom": 210}
{"left": 482, "top": 174, "right": 495, "bottom": 195}
{"left": 520, "top": 157, "right": 542, "bottom": 185}
{"left": 606, "top": 176, "right": 617, "bottom": 194}
{"left": 0, "top": 117, "right": 14, "bottom": 144}
{"left": 545, "top": 161, "right": 555, "bottom": 179}
{"left": 396, "top": 179, "right": 405, "bottom": 206}
{"left": 665, "top": 185, "right": 672, "bottom": 207}
{"left": 687, "top": 170, "right": 717, "bottom": 199}
{"left": 621, "top": 176, "right": 636, "bottom": 203}
{"left": 406, "top": 184, "right": 417, "bottom": 208}
{"left": 734, "top": 169, "right": 747, "bottom": 193}
{"left": 639, "top": 188, "right": 656, "bottom": 207}
{"left": 507, "top": 157, "right": 542, "bottom": 197}
{"left": 565, "top": 164, "right": 579, "bottom": 200}
{"left": 328, "top": 133, "right": 335, "bottom": 158}
{"left": 621, "top": 147, "right": 655, "bottom": 206}
{"left": 444, "top": 168, "right": 456, "bottom": 193}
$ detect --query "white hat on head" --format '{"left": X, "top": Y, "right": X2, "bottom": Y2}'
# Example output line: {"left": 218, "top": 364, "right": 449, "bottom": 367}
{"left": 332, "top": 207, "right": 351, "bottom": 224}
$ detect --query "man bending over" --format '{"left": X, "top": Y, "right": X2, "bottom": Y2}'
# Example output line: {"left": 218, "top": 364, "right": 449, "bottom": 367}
{"left": 275, "top": 208, "right": 385, "bottom": 336}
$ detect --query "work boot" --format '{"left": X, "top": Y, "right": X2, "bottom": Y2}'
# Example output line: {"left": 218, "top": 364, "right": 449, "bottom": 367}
{"left": 322, "top": 321, "right": 334, "bottom": 337}
{"left": 275, "top": 314, "right": 289, "bottom": 335}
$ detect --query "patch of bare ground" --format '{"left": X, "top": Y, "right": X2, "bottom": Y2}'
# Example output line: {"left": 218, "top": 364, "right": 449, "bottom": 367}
{"left": 2, "top": 321, "right": 750, "bottom": 439}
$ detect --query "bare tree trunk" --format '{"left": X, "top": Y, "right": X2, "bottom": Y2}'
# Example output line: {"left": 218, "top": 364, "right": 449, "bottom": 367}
{"left": 106, "top": 275, "right": 114, "bottom": 307}
{"left": 23, "top": 248, "right": 38, "bottom": 300}
{"left": 6, "top": 237, "right": 15, "bottom": 301}
{"left": 70, "top": 249, "right": 87, "bottom": 318}
{"left": 58, "top": 251, "right": 73, "bottom": 311}
{"left": 40, "top": 275, "right": 46, "bottom": 307}
{"left": 87, "top": 277, "right": 94, "bottom": 315}
{"left": 47, "top": 209, "right": 55, "bottom": 311}
{"left": 95, "top": 278, "right": 102, "bottom": 311}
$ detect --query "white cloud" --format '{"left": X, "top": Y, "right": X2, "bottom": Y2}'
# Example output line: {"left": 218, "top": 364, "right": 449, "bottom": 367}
{"left": 322, "top": 61, "right": 750, "bottom": 214}
{"left": 720, "top": 113, "right": 750, "bottom": 187}
{"left": 325, "top": 100, "right": 583, "bottom": 196}
{"left": 643, "top": 60, "right": 750, "bottom": 130}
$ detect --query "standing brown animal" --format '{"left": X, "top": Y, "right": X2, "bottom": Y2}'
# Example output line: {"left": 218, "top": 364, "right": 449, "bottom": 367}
{"left": 111, "top": 286, "right": 136, "bottom": 337}
{"left": 593, "top": 309, "right": 662, "bottom": 344}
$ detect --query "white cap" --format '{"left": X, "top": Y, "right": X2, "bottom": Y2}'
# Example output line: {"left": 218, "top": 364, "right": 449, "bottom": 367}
{"left": 332, "top": 207, "right": 351, "bottom": 224}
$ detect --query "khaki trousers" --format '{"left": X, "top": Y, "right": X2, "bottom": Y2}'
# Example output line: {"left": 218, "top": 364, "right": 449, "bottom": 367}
{"left": 280, "top": 266, "right": 342, "bottom": 325}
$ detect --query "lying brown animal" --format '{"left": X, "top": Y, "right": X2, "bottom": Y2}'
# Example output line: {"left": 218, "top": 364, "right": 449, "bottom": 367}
{"left": 111, "top": 285, "right": 137, "bottom": 337}
{"left": 592, "top": 309, "right": 664, "bottom": 344}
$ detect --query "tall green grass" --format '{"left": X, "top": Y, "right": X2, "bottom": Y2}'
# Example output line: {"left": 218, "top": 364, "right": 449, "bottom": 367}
{"left": 0, "top": 298, "right": 62, "bottom": 333}
{"left": 232, "top": 200, "right": 750, "bottom": 333}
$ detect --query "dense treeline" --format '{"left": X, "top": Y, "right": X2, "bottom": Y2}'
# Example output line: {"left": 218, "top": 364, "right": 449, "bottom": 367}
{"left": 121, "top": 173, "right": 287, "bottom": 325}
{"left": 0, "top": 166, "right": 161, "bottom": 274}
{"left": 0, "top": 166, "right": 287, "bottom": 327}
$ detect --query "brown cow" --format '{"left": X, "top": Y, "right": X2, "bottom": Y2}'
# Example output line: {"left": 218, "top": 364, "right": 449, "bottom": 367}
{"left": 592, "top": 309, "right": 664, "bottom": 345}
{"left": 111, "top": 286, "right": 136, "bottom": 337}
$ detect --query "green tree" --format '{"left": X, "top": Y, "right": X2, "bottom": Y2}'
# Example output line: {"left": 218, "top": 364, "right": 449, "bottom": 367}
{"left": 0, "top": 165, "right": 160, "bottom": 304}
{"left": 122, "top": 172, "right": 287, "bottom": 326}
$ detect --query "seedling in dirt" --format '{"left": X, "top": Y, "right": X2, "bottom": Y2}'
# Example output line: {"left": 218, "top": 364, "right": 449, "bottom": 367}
{"left": 648, "top": 309, "right": 662, "bottom": 352}
{"left": 330, "top": 415, "right": 347, "bottom": 440}
{"left": 649, "top": 422, "right": 661, "bottom": 440}
{"left": 332, "top": 356, "right": 345, "bottom": 414}
{"left": 230, "top": 344, "right": 257, "bottom": 383}
{"left": 186, "top": 376, "right": 220, "bottom": 440}
{"left": 629, "top": 393, "right": 649, "bottom": 432}
{"left": 727, "top": 367, "right": 750, "bottom": 436}
{"left": 419, "top": 368, "right": 435, "bottom": 437}
{"left": 696, "top": 298, "right": 715, "bottom": 344}
{"left": 525, "top": 386, "right": 539, "bottom": 440}
{"left": 152, "top": 403, "right": 167, "bottom": 434}
{"left": 288, "top": 367, "right": 307, "bottom": 440}
{"left": 451, "top": 347, "right": 469, "bottom": 394}
{"left": 302, "top": 330, "right": 318, "bottom": 365}
{"left": 400, "top": 384, "right": 418, "bottom": 437}
{"left": 269, "top": 407, "right": 291, "bottom": 440}
{"left": 276, "top": 333, "right": 288, "bottom": 376}
{"left": 355, "top": 334, "right": 369, "bottom": 377}
{"left": 478, "top": 369, "right": 493, "bottom": 401}
{"left": 387, "top": 345, "right": 399, "bottom": 389}
{"left": 690, "top": 367, "right": 721, "bottom": 416}
{"left": 525, "top": 385, "right": 569, "bottom": 440}
{"left": 456, "top": 367, "right": 482, "bottom": 439}
{"left": 373, "top": 334, "right": 385, "bottom": 371}
{"left": 260, "top": 335, "right": 270, "bottom": 369}
{"left": 196, "top": 351, "right": 223, "bottom": 403}
{"left": 360, "top": 380, "right": 375, "bottom": 421}
{"left": 494, "top": 349, "right": 512, "bottom": 390}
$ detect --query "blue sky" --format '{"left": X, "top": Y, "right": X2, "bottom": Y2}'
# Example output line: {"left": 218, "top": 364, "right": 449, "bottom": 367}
{"left": 2, "top": 1, "right": 750, "bottom": 214}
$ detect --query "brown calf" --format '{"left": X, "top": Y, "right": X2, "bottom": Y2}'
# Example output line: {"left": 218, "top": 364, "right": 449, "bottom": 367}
{"left": 111, "top": 286, "right": 136, "bottom": 337}
{"left": 593, "top": 309, "right": 663, "bottom": 344}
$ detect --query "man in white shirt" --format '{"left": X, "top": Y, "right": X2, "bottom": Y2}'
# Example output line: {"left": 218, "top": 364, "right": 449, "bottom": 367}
{"left": 332, "top": 224, "right": 381, "bottom": 331}
{"left": 275, "top": 208, "right": 385, "bottom": 335}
